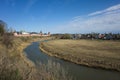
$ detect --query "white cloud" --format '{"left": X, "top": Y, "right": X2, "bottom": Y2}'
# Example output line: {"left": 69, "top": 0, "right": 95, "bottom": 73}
{"left": 54, "top": 4, "right": 120, "bottom": 33}
{"left": 89, "top": 4, "right": 120, "bottom": 16}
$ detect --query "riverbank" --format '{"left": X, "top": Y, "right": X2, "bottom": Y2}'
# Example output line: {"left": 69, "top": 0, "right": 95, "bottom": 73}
{"left": 0, "top": 37, "right": 41, "bottom": 80}
{"left": 40, "top": 39, "right": 120, "bottom": 71}
{"left": 0, "top": 37, "right": 53, "bottom": 80}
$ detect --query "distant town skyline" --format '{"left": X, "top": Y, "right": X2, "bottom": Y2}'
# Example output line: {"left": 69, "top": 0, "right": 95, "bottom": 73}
{"left": 0, "top": 0, "right": 120, "bottom": 33}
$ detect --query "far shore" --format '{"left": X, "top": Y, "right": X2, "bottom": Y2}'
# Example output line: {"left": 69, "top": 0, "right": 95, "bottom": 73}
{"left": 40, "top": 39, "right": 120, "bottom": 71}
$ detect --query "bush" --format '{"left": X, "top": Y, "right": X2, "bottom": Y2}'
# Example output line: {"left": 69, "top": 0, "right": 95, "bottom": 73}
{"left": 2, "top": 33, "right": 14, "bottom": 48}
{"left": 60, "top": 34, "right": 72, "bottom": 39}
{"left": 20, "top": 37, "right": 32, "bottom": 42}
{"left": 20, "top": 37, "right": 28, "bottom": 42}
{"left": 0, "top": 20, "right": 6, "bottom": 36}
{"left": 0, "top": 20, "right": 14, "bottom": 48}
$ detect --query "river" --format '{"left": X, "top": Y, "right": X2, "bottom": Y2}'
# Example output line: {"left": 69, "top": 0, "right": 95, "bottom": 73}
{"left": 24, "top": 41, "right": 120, "bottom": 80}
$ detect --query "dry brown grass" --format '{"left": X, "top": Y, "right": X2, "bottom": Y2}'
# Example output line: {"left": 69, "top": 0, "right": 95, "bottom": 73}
{"left": 40, "top": 39, "right": 120, "bottom": 71}
{"left": 37, "top": 60, "right": 73, "bottom": 80}
{"left": 0, "top": 37, "right": 72, "bottom": 80}
{"left": 0, "top": 37, "right": 40, "bottom": 80}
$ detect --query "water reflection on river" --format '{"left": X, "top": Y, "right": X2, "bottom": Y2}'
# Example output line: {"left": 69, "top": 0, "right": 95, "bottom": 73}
{"left": 24, "top": 42, "right": 120, "bottom": 80}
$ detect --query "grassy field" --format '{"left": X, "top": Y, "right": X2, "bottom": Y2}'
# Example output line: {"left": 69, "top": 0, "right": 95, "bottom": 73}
{"left": 40, "top": 39, "right": 120, "bottom": 71}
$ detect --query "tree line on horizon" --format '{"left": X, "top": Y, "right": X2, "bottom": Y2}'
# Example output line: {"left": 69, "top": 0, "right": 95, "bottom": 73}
{"left": 52, "top": 32, "right": 120, "bottom": 40}
{"left": 1, "top": 19, "right": 120, "bottom": 40}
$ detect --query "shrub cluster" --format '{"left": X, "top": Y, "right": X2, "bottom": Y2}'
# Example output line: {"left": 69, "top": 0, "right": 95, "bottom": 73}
{"left": 60, "top": 34, "right": 72, "bottom": 39}
{"left": 0, "top": 20, "right": 14, "bottom": 48}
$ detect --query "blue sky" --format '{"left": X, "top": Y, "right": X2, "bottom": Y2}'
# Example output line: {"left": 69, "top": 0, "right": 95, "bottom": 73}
{"left": 0, "top": 0, "right": 120, "bottom": 33}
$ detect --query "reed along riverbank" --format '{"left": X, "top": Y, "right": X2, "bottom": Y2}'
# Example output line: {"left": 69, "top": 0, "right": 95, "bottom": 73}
{"left": 0, "top": 36, "right": 72, "bottom": 80}
{"left": 0, "top": 37, "right": 52, "bottom": 80}
{"left": 40, "top": 39, "right": 120, "bottom": 71}
{"left": 0, "top": 37, "right": 42, "bottom": 80}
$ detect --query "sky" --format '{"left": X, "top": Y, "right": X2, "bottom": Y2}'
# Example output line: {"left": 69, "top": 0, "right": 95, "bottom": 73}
{"left": 0, "top": 0, "right": 120, "bottom": 33}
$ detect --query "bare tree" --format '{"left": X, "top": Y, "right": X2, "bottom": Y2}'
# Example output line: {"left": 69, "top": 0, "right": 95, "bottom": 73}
{"left": 0, "top": 20, "right": 7, "bottom": 36}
